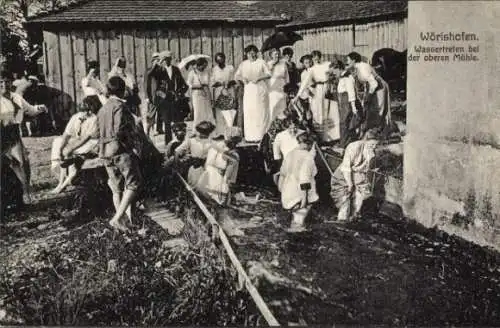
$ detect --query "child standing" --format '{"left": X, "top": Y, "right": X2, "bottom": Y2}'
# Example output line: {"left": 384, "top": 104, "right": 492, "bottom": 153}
{"left": 97, "top": 76, "right": 143, "bottom": 232}
{"left": 278, "top": 132, "right": 319, "bottom": 232}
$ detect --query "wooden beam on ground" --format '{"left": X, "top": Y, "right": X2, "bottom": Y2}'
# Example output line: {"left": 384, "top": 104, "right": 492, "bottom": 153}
{"left": 176, "top": 173, "right": 281, "bottom": 327}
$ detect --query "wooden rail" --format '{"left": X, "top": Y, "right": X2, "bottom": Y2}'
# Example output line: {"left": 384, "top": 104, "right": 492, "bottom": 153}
{"left": 175, "top": 172, "right": 281, "bottom": 327}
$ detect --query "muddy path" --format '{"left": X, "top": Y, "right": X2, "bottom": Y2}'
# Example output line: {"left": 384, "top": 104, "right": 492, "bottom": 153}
{"left": 221, "top": 148, "right": 500, "bottom": 326}
{"left": 221, "top": 194, "right": 500, "bottom": 326}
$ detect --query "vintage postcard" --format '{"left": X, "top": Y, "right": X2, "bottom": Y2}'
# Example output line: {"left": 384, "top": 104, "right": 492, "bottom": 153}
{"left": 1, "top": 0, "right": 499, "bottom": 326}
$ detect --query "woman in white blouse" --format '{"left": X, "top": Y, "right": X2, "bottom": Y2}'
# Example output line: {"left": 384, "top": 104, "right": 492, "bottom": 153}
{"left": 294, "top": 50, "right": 339, "bottom": 143}
{"left": 332, "top": 60, "right": 359, "bottom": 149}
{"left": 81, "top": 60, "right": 107, "bottom": 105}
{"left": 267, "top": 48, "right": 290, "bottom": 122}
{"left": 346, "top": 51, "right": 391, "bottom": 137}
{"left": 187, "top": 58, "right": 215, "bottom": 128}
{"left": 235, "top": 44, "right": 271, "bottom": 143}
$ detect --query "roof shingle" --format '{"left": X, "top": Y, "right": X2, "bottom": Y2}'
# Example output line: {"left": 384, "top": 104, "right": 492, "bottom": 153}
{"left": 252, "top": 1, "right": 408, "bottom": 28}
{"left": 28, "top": 0, "right": 285, "bottom": 24}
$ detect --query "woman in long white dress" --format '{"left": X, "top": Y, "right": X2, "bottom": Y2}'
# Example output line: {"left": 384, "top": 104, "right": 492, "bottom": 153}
{"left": 187, "top": 58, "right": 215, "bottom": 128}
{"left": 235, "top": 44, "right": 271, "bottom": 143}
{"left": 268, "top": 48, "right": 289, "bottom": 122}
{"left": 278, "top": 132, "right": 319, "bottom": 232}
{"left": 211, "top": 52, "right": 237, "bottom": 137}
{"left": 294, "top": 50, "right": 340, "bottom": 143}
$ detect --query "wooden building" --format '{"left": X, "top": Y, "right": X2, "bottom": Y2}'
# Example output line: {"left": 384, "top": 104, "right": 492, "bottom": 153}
{"left": 27, "top": 0, "right": 284, "bottom": 120}
{"left": 253, "top": 1, "right": 407, "bottom": 61}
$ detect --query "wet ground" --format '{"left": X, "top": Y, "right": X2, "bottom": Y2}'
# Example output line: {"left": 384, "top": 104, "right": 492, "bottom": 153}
{"left": 224, "top": 196, "right": 500, "bottom": 326}
{"left": 221, "top": 146, "right": 500, "bottom": 326}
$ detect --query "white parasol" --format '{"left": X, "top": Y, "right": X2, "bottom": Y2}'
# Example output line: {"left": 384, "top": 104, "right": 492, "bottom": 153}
{"left": 178, "top": 54, "right": 211, "bottom": 70}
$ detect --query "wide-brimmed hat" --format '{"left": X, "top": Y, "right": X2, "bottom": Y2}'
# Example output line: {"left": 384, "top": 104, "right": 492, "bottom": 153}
{"left": 159, "top": 50, "right": 173, "bottom": 60}
{"left": 195, "top": 121, "right": 216, "bottom": 135}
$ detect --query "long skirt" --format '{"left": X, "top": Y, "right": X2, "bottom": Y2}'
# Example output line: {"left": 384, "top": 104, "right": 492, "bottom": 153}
{"left": 363, "top": 75, "right": 391, "bottom": 136}
{"left": 196, "top": 166, "right": 229, "bottom": 205}
{"left": 338, "top": 92, "right": 357, "bottom": 148}
{"left": 192, "top": 89, "right": 215, "bottom": 127}
{"left": 330, "top": 167, "right": 372, "bottom": 221}
{"left": 243, "top": 81, "right": 269, "bottom": 142}
{"left": 187, "top": 165, "right": 205, "bottom": 187}
{"left": 269, "top": 89, "right": 287, "bottom": 123}
{"left": 310, "top": 83, "right": 340, "bottom": 142}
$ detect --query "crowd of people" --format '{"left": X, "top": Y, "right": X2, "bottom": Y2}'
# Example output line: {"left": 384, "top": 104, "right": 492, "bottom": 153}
{"left": 1, "top": 43, "right": 394, "bottom": 232}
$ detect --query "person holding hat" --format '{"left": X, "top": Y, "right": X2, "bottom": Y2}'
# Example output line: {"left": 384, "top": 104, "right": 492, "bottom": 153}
{"left": 195, "top": 126, "right": 242, "bottom": 205}
{"left": 1, "top": 70, "right": 48, "bottom": 204}
{"left": 148, "top": 49, "right": 188, "bottom": 144}
{"left": 330, "top": 128, "right": 379, "bottom": 222}
{"left": 278, "top": 131, "right": 318, "bottom": 232}
{"left": 174, "top": 120, "right": 215, "bottom": 186}
{"left": 49, "top": 95, "right": 101, "bottom": 194}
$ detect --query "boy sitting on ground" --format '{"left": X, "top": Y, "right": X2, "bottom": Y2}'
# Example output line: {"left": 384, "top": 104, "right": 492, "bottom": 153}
{"left": 97, "top": 76, "right": 143, "bottom": 233}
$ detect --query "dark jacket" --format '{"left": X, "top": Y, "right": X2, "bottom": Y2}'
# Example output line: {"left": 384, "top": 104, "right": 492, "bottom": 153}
{"left": 96, "top": 96, "right": 137, "bottom": 159}
{"left": 145, "top": 64, "right": 188, "bottom": 103}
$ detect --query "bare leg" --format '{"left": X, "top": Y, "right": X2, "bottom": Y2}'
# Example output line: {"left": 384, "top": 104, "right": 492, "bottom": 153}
{"left": 352, "top": 189, "right": 364, "bottom": 219}
{"left": 50, "top": 168, "right": 67, "bottom": 193}
{"left": 109, "top": 189, "right": 137, "bottom": 232}
{"left": 9, "top": 144, "right": 32, "bottom": 203}
{"left": 337, "top": 198, "right": 351, "bottom": 221}
{"left": 51, "top": 165, "right": 79, "bottom": 194}
{"left": 26, "top": 122, "right": 33, "bottom": 137}
{"left": 288, "top": 205, "right": 312, "bottom": 232}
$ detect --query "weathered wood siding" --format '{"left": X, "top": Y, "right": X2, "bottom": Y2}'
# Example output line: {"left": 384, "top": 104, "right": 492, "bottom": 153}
{"left": 289, "top": 17, "right": 407, "bottom": 61}
{"left": 42, "top": 26, "right": 275, "bottom": 118}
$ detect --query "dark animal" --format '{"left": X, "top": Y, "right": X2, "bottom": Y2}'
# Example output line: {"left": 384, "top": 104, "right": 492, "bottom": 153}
{"left": 371, "top": 48, "right": 407, "bottom": 95}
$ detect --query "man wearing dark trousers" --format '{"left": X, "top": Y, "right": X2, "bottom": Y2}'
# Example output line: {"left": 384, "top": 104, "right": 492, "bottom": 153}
{"left": 145, "top": 50, "right": 188, "bottom": 144}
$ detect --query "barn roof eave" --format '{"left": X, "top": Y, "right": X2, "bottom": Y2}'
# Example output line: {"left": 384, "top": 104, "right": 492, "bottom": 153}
{"left": 276, "top": 10, "right": 408, "bottom": 30}
{"left": 25, "top": 19, "right": 285, "bottom": 28}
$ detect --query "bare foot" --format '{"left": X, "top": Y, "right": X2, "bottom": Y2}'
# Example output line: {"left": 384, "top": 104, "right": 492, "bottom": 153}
{"left": 286, "top": 226, "right": 307, "bottom": 233}
{"left": 23, "top": 193, "right": 32, "bottom": 205}
{"left": 50, "top": 185, "right": 64, "bottom": 194}
{"left": 109, "top": 219, "right": 130, "bottom": 233}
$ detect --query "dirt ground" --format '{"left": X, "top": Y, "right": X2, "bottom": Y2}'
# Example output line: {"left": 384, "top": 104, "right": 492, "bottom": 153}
{"left": 3, "top": 132, "right": 500, "bottom": 326}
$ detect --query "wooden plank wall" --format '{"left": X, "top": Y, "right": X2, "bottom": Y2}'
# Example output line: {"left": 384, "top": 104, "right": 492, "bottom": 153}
{"left": 290, "top": 17, "right": 408, "bottom": 63}
{"left": 43, "top": 26, "right": 275, "bottom": 120}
